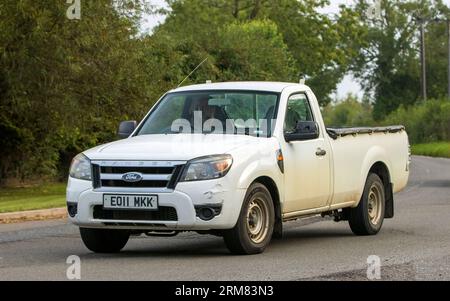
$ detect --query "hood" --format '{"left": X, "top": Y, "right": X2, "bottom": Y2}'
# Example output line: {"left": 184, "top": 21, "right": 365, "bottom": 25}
{"left": 84, "top": 134, "right": 264, "bottom": 161}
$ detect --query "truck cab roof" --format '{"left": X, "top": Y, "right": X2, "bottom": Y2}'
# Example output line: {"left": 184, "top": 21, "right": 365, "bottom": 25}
{"left": 170, "top": 81, "right": 309, "bottom": 94}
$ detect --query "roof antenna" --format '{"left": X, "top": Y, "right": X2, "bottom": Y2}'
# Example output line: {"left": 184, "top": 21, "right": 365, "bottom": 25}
{"left": 299, "top": 75, "right": 306, "bottom": 85}
{"left": 177, "top": 57, "right": 208, "bottom": 88}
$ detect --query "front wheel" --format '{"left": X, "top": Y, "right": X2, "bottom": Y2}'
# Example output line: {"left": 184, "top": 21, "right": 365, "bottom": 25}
{"left": 223, "top": 183, "right": 275, "bottom": 255}
{"left": 79, "top": 228, "right": 130, "bottom": 253}
{"left": 348, "top": 173, "right": 385, "bottom": 236}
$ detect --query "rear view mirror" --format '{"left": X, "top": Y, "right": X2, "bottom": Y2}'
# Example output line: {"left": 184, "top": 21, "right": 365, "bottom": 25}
{"left": 284, "top": 121, "right": 319, "bottom": 142}
{"left": 118, "top": 121, "right": 137, "bottom": 139}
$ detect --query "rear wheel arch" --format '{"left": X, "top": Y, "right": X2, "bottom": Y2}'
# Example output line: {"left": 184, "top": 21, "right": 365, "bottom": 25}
{"left": 348, "top": 173, "right": 386, "bottom": 235}
{"left": 364, "top": 161, "right": 394, "bottom": 218}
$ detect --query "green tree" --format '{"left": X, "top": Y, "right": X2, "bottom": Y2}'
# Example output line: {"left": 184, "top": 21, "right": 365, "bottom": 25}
{"left": 0, "top": 0, "right": 155, "bottom": 181}
{"left": 156, "top": 0, "right": 366, "bottom": 106}
{"left": 322, "top": 94, "right": 374, "bottom": 127}
{"left": 215, "top": 20, "right": 296, "bottom": 82}
{"left": 424, "top": 1, "right": 450, "bottom": 99}
{"left": 352, "top": 0, "right": 450, "bottom": 120}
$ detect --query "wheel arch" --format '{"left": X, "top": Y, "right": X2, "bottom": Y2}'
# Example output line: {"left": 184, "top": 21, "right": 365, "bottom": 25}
{"left": 252, "top": 176, "right": 283, "bottom": 238}
{"left": 365, "top": 161, "right": 394, "bottom": 218}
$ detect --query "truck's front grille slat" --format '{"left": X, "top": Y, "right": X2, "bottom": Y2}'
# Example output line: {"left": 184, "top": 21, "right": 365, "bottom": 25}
{"left": 92, "top": 164, "right": 101, "bottom": 189}
{"left": 93, "top": 205, "right": 178, "bottom": 221}
{"left": 91, "top": 160, "right": 186, "bottom": 190}
{"left": 167, "top": 165, "right": 184, "bottom": 189}
{"left": 100, "top": 166, "right": 175, "bottom": 174}
{"left": 100, "top": 180, "right": 168, "bottom": 188}
{"left": 100, "top": 174, "right": 172, "bottom": 181}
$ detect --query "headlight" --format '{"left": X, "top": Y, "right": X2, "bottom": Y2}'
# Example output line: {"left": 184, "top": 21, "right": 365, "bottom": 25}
{"left": 180, "top": 155, "right": 233, "bottom": 182}
{"left": 69, "top": 153, "right": 92, "bottom": 180}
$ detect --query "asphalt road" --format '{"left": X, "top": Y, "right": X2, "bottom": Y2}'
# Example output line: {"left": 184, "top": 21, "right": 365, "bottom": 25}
{"left": 0, "top": 156, "right": 449, "bottom": 281}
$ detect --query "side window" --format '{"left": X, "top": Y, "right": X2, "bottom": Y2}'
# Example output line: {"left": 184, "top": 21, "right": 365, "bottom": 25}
{"left": 284, "top": 94, "right": 314, "bottom": 133}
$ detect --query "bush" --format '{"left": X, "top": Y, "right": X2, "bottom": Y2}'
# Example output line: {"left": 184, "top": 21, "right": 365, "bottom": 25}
{"left": 383, "top": 99, "right": 450, "bottom": 144}
{"left": 322, "top": 96, "right": 449, "bottom": 146}
{"left": 322, "top": 94, "right": 374, "bottom": 127}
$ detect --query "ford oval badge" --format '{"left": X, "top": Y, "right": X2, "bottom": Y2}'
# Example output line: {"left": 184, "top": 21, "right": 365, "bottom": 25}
{"left": 122, "top": 172, "right": 143, "bottom": 183}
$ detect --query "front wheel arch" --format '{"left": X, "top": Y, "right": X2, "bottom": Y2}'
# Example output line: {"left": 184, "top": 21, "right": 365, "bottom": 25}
{"left": 252, "top": 177, "right": 282, "bottom": 238}
{"left": 223, "top": 182, "right": 275, "bottom": 254}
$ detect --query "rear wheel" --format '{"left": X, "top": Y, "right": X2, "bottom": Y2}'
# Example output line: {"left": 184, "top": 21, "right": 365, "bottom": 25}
{"left": 348, "top": 173, "right": 385, "bottom": 235}
{"left": 223, "top": 183, "right": 275, "bottom": 255}
{"left": 79, "top": 228, "right": 130, "bottom": 253}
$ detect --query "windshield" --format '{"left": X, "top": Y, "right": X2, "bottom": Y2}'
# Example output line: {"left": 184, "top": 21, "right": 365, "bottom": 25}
{"left": 136, "top": 91, "right": 279, "bottom": 137}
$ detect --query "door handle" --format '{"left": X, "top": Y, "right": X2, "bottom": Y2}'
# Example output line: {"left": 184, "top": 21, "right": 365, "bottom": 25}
{"left": 315, "top": 148, "right": 327, "bottom": 157}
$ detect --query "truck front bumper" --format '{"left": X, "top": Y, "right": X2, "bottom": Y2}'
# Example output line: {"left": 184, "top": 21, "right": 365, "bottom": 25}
{"left": 66, "top": 177, "right": 246, "bottom": 231}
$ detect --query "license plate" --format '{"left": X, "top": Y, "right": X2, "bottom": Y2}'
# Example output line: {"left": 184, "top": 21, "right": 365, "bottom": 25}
{"left": 103, "top": 194, "right": 158, "bottom": 210}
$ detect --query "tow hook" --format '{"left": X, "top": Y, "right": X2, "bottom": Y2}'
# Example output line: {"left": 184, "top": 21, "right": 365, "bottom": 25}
{"left": 145, "top": 231, "right": 179, "bottom": 237}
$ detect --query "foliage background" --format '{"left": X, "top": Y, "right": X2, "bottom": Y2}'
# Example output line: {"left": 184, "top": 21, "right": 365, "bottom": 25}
{"left": 0, "top": 0, "right": 449, "bottom": 184}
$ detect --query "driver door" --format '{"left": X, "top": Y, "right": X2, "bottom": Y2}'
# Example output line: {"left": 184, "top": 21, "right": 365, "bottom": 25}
{"left": 281, "top": 93, "right": 332, "bottom": 213}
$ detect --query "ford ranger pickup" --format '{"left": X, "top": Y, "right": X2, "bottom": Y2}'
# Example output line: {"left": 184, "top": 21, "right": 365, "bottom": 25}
{"left": 67, "top": 82, "right": 410, "bottom": 254}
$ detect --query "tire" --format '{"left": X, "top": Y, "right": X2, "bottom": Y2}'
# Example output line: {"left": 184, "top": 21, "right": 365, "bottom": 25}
{"left": 348, "top": 173, "right": 385, "bottom": 236}
{"left": 79, "top": 227, "right": 130, "bottom": 253}
{"left": 223, "top": 183, "right": 275, "bottom": 255}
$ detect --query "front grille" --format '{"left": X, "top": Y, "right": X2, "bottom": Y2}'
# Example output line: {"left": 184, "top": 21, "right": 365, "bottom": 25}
{"left": 100, "top": 166, "right": 174, "bottom": 174}
{"left": 100, "top": 180, "right": 168, "bottom": 188}
{"left": 93, "top": 205, "right": 178, "bottom": 221}
{"left": 91, "top": 160, "right": 185, "bottom": 189}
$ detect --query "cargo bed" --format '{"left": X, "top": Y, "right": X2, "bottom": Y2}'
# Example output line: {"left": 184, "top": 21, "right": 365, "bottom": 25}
{"left": 326, "top": 126, "right": 405, "bottom": 140}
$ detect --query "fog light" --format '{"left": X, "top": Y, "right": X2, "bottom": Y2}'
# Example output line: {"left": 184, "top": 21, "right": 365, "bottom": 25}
{"left": 199, "top": 208, "right": 215, "bottom": 221}
{"left": 195, "top": 205, "right": 222, "bottom": 221}
{"left": 67, "top": 202, "right": 78, "bottom": 218}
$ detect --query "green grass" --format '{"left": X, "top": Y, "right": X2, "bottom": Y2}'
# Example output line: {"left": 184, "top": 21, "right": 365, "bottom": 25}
{"left": 412, "top": 142, "right": 450, "bottom": 158}
{"left": 0, "top": 183, "right": 66, "bottom": 214}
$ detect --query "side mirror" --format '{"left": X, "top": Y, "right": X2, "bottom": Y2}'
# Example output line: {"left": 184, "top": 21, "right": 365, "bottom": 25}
{"left": 284, "top": 121, "right": 319, "bottom": 142}
{"left": 118, "top": 121, "right": 137, "bottom": 139}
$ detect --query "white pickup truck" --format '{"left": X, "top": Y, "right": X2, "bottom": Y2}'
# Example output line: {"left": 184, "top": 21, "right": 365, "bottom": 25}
{"left": 67, "top": 82, "right": 410, "bottom": 255}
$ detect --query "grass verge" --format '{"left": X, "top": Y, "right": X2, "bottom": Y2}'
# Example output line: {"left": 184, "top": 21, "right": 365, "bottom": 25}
{"left": 0, "top": 183, "right": 66, "bottom": 214}
{"left": 412, "top": 142, "right": 450, "bottom": 158}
